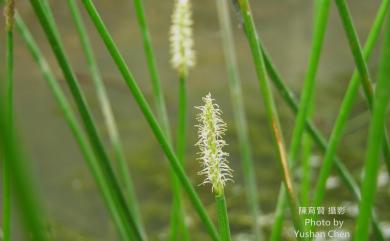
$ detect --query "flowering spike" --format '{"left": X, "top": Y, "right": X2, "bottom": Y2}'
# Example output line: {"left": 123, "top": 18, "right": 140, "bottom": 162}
{"left": 170, "top": 0, "right": 195, "bottom": 75}
{"left": 196, "top": 93, "right": 233, "bottom": 195}
{"left": 4, "top": 0, "right": 15, "bottom": 32}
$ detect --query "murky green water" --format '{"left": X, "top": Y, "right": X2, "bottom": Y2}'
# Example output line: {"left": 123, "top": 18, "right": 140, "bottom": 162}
{"left": 2, "top": 0, "right": 389, "bottom": 240}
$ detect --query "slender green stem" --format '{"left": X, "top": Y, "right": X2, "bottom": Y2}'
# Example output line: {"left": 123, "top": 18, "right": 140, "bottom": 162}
{"left": 169, "top": 73, "right": 190, "bottom": 241}
{"left": 0, "top": 104, "right": 48, "bottom": 241}
{"left": 177, "top": 74, "right": 187, "bottom": 169}
{"left": 235, "top": 0, "right": 304, "bottom": 237}
{"left": 65, "top": 0, "right": 145, "bottom": 237}
{"left": 215, "top": 195, "right": 231, "bottom": 241}
{"left": 27, "top": 1, "right": 144, "bottom": 240}
{"left": 78, "top": 1, "right": 220, "bottom": 240}
{"left": 15, "top": 12, "right": 142, "bottom": 241}
{"left": 300, "top": 133, "right": 312, "bottom": 207}
{"left": 215, "top": 0, "right": 263, "bottom": 240}
{"left": 313, "top": 0, "right": 390, "bottom": 211}
{"left": 0, "top": 17, "right": 47, "bottom": 240}
{"left": 3, "top": 1, "right": 14, "bottom": 239}
{"left": 130, "top": 2, "right": 189, "bottom": 239}
{"left": 270, "top": 0, "right": 331, "bottom": 237}
{"left": 260, "top": 41, "right": 385, "bottom": 240}
{"left": 269, "top": 0, "right": 389, "bottom": 238}
{"left": 132, "top": 0, "right": 171, "bottom": 139}
{"left": 354, "top": 14, "right": 390, "bottom": 241}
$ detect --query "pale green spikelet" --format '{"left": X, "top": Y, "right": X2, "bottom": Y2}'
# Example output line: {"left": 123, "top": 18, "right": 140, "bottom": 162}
{"left": 196, "top": 93, "right": 233, "bottom": 195}
{"left": 170, "top": 0, "right": 195, "bottom": 75}
{"left": 4, "top": 0, "right": 15, "bottom": 31}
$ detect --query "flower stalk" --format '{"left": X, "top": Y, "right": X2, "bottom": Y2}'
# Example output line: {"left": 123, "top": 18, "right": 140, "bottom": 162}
{"left": 215, "top": 0, "right": 264, "bottom": 239}
{"left": 234, "top": 0, "right": 304, "bottom": 237}
{"left": 3, "top": 1, "right": 15, "bottom": 240}
{"left": 168, "top": 0, "right": 195, "bottom": 239}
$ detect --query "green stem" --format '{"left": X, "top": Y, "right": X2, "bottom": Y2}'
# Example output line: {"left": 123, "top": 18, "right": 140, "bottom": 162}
{"left": 3, "top": 1, "right": 14, "bottom": 238}
{"left": 354, "top": 14, "right": 390, "bottom": 241}
{"left": 0, "top": 19, "right": 47, "bottom": 241}
{"left": 215, "top": 0, "right": 263, "bottom": 240}
{"left": 273, "top": 0, "right": 389, "bottom": 240}
{"left": 27, "top": 1, "right": 143, "bottom": 240}
{"left": 169, "top": 74, "right": 189, "bottom": 241}
{"left": 265, "top": 45, "right": 385, "bottom": 240}
{"left": 130, "top": 1, "right": 189, "bottom": 239}
{"left": 169, "top": 73, "right": 190, "bottom": 241}
{"left": 300, "top": 133, "right": 313, "bottom": 207}
{"left": 132, "top": 0, "right": 171, "bottom": 139}
{"left": 215, "top": 194, "right": 231, "bottom": 241}
{"left": 65, "top": 0, "right": 145, "bottom": 237}
{"left": 0, "top": 105, "right": 48, "bottom": 241}
{"left": 15, "top": 13, "right": 140, "bottom": 241}
{"left": 313, "top": 0, "right": 390, "bottom": 211}
{"left": 260, "top": 40, "right": 385, "bottom": 240}
{"left": 270, "top": 0, "right": 331, "bottom": 238}
{"left": 235, "top": 0, "right": 304, "bottom": 237}
{"left": 79, "top": 0, "right": 220, "bottom": 240}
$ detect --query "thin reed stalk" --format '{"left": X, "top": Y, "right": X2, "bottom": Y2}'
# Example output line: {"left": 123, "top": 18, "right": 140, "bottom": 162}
{"left": 300, "top": 134, "right": 312, "bottom": 206}
{"left": 15, "top": 12, "right": 142, "bottom": 241}
{"left": 261, "top": 43, "right": 385, "bottom": 240}
{"left": 0, "top": 102, "right": 48, "bottom": 241}
{"left": 75, "top": 0, "right": 221, "bottom": 240}
{"left": 215, "top": 195, "right": 231, "bottom": 241}
{"left": 234, "top": 0, "right": 304, "bottom": 236}
{"left": 313, "top": 0, "right": 390, "bottom": 210}
{"left": 270, "top": 0, "right": 331, "bottom": 237}
{"left": 65, "top": 0, "right": 145, "bottom": 237}
{"left": 132, "top": 0, "right": 171, "bottom": 137}
{"left": 27, "top": 1, "right": 144, "bottom": 240}
{"left": 2, "top": 1, "right": 15, "bottom": 240}
{"left": 169, "top": 0, "right": 195, "bottom": 238}
{"left": 215, "top": 0, "right": 263, "bottom": 240}
{"left": 354, "top": 14, "right": 390, "bottom": 241}
{"left": 132, "top": 0, "right": 189, "bottom": 238}
{"left": 169, "top": 73, "right": 190, "bottom": 241}
{"left": 274, "top": 0, "right": 388, "bottom": 237}
{"left": 0, "top": 17, "right": 47, "bottom": 240}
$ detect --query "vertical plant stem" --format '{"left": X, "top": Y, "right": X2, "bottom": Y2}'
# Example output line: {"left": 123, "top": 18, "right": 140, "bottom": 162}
{"left": 261, "top": 43, "right": 385, "bottom": 240}
{"left": 15, "top": 12, "right": 142, "bottom": 241}
{"left": 169, "top": 73, "right": 190, "bottom": 241}
{"left": 215, "top": 195, "right": 231, "bottom": 241}
{"left": 235, "top": 0, "right": 303, "bottom": 236}
{"left": 215, "top": 0, "right": 263, "bottom": 240}
{"left": 3, "top": 1, "right": 14, "bottom": 240}
{"left": 300, "top": 133, "right": 313, "bottom": 206}
{"left": 313, "top": 0, "right": 390, "bottom": 210}
{"left": 131, "top": 1, "right": 190, "bottom": 239}
{"left": 269, "top": 0, "right": 331, "bottom": 238}
{"left": 79, "top": 0, "right": 220, "bottom": 240}
{"left": 65, "top": 0, "right": 145, "bottom": 237}
{"left": 0, "top": 100, "right": 48, "bottom": 241}
{"left": 354, "top": 14, "right": 390, "bottom": 241}
{"left": 1, "top": 16, "right": 48, "bottom": 241}
{"left": 27, "top": 1, "right": 144, "bottom": 240}
{"left": 132, "top": 0, "right": 171, "bottom": 138}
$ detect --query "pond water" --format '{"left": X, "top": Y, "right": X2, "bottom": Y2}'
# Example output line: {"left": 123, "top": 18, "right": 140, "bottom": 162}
{"left": 2, "top": 0, "right": 389, "bottom": 240}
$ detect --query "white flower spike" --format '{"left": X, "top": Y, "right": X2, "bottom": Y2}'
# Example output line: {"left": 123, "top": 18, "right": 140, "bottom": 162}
{"left": 196, "top": 93, "right": 233, "bottom": 195}
{"left": 170, "top": 0, "right": 195, "bottom": 75}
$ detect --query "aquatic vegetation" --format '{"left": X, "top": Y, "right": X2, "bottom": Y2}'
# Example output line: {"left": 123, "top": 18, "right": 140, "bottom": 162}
{"left": 2, "top": 0, "right": 390, "bottom": 240}
{"left": 196, "top": 93, "right": 232, "bottom": 241}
